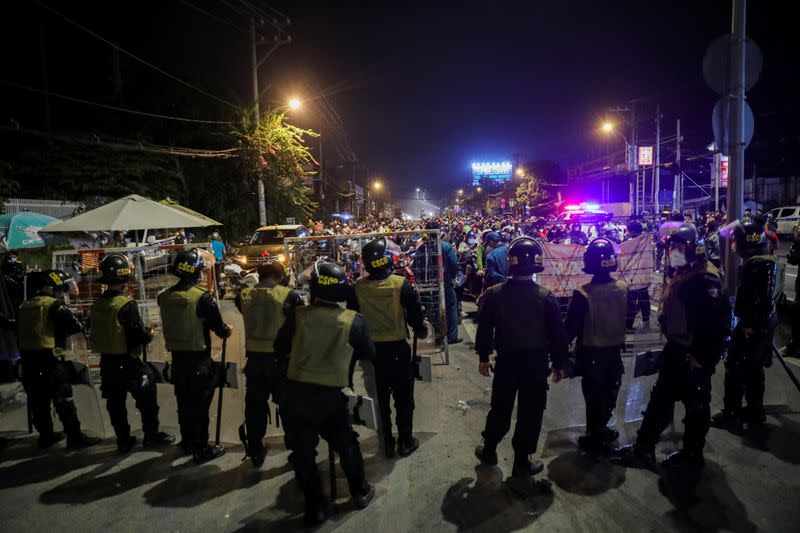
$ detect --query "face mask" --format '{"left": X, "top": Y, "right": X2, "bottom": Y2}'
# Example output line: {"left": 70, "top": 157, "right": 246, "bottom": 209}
{"left": 669, "top": 249, "right": 687, "bottom": 268}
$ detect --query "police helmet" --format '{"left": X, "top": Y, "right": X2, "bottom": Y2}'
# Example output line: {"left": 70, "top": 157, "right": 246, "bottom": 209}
{"left": 310, "top": 260, "right": 351, "bottom": 302}
{"left": 583, "top": 238, "right": 618, "bottom": 274}
{"left": 257, "top": 260, "right": 287, "bottom": 283}
{"left": 733, "top": 220, "right": 767, "bottom": 256}
{"left": 362, "top": 237, "right": 393, "bottom": 275}
{"left": 507, "top": 237, "right": 544, "bottom": 275}
{"left": 170, "top": 248, "right": 205, "bottom": 280}
{"left": 99, "top": 253, "right": 133, "bottom": 284}
{"left": 667, "top": 223, "right": 705, "bottom": 264}
{"left": 40, "top": 270, "right": 73, "bottom": 293}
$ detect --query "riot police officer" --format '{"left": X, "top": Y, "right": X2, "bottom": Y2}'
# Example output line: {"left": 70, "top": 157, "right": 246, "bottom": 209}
{"left": 90, "top": 254, "right": 174, "bottom": 453}
{"left": 158, "top": 248, "right": 231, "bottom": 463}
{"left": 616, "top": 224, "right": 731, "bottom": 469}
{"left": 275, "top": 260, "right": 376, "bottom": 527}
{"left": 18, "top": 270, "right": 100, "bottom": 449}
{"left": 565, "top": 239, "right": 628, "bottom": 452}
{"left": 234, "top": 260, "right": 303, "bottom": 467}
{"left": 474, "top": 237, "right": 568, "bottom": 478}
{"left": 354, "top": 237, "right": 427, "bottom": 458}
{"left": 712, "top": 220, "right": 784, "bottom": 431}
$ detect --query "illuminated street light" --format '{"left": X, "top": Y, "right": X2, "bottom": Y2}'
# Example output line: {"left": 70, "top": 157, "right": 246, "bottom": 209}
{"left": 288, "top": 98, "right": 301, "bottom": 110}
{"left": 476, "top": 187, "right": 482, "bottom": 193}
{"left": 457, "top": 189, "right": 463, "bottom": 195}
{"left": 601, "top": 121, "right": 614, "bottom": 133}
{"left": 516, "top": 168, "right": 525, "bottom": 176}
{"left": 372, "top": 180, "right": 383, "bottom": 190}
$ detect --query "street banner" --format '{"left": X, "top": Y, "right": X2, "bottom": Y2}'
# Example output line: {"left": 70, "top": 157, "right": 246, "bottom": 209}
{"left": 616, "top": 234, "right": 654, "bottom": 290}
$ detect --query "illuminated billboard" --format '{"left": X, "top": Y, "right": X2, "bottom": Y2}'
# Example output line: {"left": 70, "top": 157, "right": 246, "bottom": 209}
{"left": 471, "top": 161, "right": 512, "bottom": 185}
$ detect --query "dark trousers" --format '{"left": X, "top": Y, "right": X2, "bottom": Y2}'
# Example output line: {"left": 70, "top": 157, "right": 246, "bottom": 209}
{"left": 481, "top": 353, "right": 548, "bottom": 457}
{"left": 282, "top": 381, "right": 369, "bottom": 512}
{"left": 723, "top": 326, "right": 772, "bottom": 420}
{"left": 243, "top": 352, "right": 285, "bottom": 446}
{"left": 636, "top": 342, "right": 713, "bottom": 455}
{"left": 374, "top": 341, "right": 415, "bottom": 442}
{"left": 579, "top": 347, "right": 623, "bottom": 435}
{"left": 626, "top": 287, "right": 651, "bottom": 328}
{"left": 444, "top": 283, "right": 460, "bottom": 342}
{"left": 171, "top": 352, "right": 217, "bottom": 451}
{"left": 100, "top": 354, "right": 160, "bottom": 441}
{"left": 20, "top": 352, "right": 82, "bottom": 439}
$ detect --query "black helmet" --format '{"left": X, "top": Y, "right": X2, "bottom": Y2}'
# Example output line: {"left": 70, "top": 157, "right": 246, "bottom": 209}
{"left": 507, "top": 237, "right": 544, "bottom": 275}
{"left": 170, "top": 247, "right": 205, "bottom": 280}
{"left": 733, "top": 220, "right": 767, "bottom": 256}
{"left": 257, "top": 260, "right": 287, "bottom": 283}
{"left": 362, "top": 237, "right": 393, "bottom": 275}
{"left": 425, "top": 220, "right": 440, "bottom": 231}
{"left": 626, "top": 221, "right": 643, "bottom": 237}
{"left": 99, "top": 253, "right": 133, "bottom": 284}
{"left": 583, "top": 238, "right": 618, "bottom": 274}
{"left": 667, "top": 223, "right": 705, "bottom": 264}
{"left": 310, "top": 260, "right": 351, "bottom": 302}
{"left": 41, "top": 270, "right": 73, "bottom": 293}
{"left": 210, "top": 231, "right": 221, "bottom": 241}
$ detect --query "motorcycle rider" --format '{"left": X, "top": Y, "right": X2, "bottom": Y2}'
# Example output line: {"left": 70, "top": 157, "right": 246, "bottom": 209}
{"left": 615, "top": 224, "right": 731, "bottom": 469}
{"left": 353, "top": 237, "right": 427, "bottom": 458}
{"left": 474, "top": 237, "right": 568, "bottom": 479}
{"left": 158, "top": 248, "right": 232, "bottom": 463}
{"left": 234, "top": 260, "right": 303, "bottom": 467}
{"left": 17, "top": 270, "right": 101, "bottom": 449}
{"left": 565, "top": 239, "right": 628, "bottom": 452}
{"left": 90, "top": 254, "right": 174, "bottom": 452}
{"left": 712, "top": 220, "right": 784, "bottom": 432}
{"left": 275, "top": 260, "right": 376, "bottom": 527}
{"left": 483, "top": 231, "right": 509, "bottom": 289}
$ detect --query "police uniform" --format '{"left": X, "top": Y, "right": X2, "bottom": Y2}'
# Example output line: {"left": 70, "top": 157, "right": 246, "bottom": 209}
{"left": 275, "top": 261, "right": 375, "bottom": 527}
{"left": 475, "top": 237, "right": 568, "bottom": 477}
{"left": 623, "top": 227, "right": 731, "bottom": 467}
{"left": 353, "top": 267, "right": 425, "bottom": 457}
{"left": 234, "top": 277, "right": 303, "bottom": 462}
{"left": 18, "top": 271, "right": 98, "bottom": 448}
{"left": 159, "top": 251, "right": 230, "bottom": 461}
{"left": 566, "top": 267, "right": 627, "bottom": 449}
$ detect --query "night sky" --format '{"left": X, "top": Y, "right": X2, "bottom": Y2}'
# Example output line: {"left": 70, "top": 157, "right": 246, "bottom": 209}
{"left": 1, "top": 1, "right": 793, "bottom": 198}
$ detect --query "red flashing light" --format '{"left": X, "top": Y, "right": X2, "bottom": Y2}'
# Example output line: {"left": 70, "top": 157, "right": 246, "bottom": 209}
{"left": 261, "top": 251, "right": 270, "bottom": 256}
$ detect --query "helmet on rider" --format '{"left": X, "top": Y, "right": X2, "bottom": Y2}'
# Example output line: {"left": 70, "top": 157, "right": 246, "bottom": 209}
{"left": 507, "top": 237, "right": 544, "bottom": 275}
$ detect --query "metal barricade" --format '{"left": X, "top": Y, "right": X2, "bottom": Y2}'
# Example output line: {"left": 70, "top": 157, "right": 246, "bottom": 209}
{"left": 284, "top": 229, "right": 450, "bottom": 364}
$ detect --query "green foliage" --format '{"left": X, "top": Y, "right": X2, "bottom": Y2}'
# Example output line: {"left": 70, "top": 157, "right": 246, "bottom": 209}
{"left": 515, "top": 172, "right": 551, "bottom": 211}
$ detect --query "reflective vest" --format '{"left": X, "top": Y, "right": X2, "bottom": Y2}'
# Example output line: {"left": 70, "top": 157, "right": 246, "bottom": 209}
{"left": 90, "top": 294, "right": 132, "bottom": 355}
{"left": 660, "top": 261, "right": 721, "bottom": 346}
{"left": 158, "top": 285, "right": 207, "bottom": 352}
{"left": 241, "top": 284, "right": 291, "bottom": 353}
{"left": 18, "top": 295, "right": 58, "bottom": 351}
{"left": 575, "top": 279, "right": 628, "bottom": 348}
{"left": 354, "top": 274, "right": 407, "bottom": 342}
{"left": 287, "top": 305, "right": 356, "bottom": 388}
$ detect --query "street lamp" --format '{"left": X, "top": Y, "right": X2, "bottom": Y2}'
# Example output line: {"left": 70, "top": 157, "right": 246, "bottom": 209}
{"left": 601, "top": 121, "right": 629, "bottom": 145}
{"left": 457, "top": 189, "right": 463, "bottom": 195}
{"left": 372, "top": 180, "right": 383, "bottom": 191}
{"left": 476, "top": 186, "right": 482, "bottom": 193}
{"left": 288, "top": 98, "right": 301, "bottom": 110}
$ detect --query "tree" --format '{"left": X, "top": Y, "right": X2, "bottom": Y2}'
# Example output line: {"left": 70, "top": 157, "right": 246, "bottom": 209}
{"left": 515, "top": 172, "right": 551, "bottom": 214}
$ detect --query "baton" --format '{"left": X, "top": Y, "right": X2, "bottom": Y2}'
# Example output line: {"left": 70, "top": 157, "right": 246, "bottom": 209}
{"left": 772, "top": 343, "right": 800, "bottom": 394}
{"left": 214, "top": 337, "right": 227, "bottom": 445}
{"left": 412, "top": 331, "right": 423, "bottom": 380}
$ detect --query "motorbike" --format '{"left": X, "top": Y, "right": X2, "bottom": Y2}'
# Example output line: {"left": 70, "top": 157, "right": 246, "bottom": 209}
{"left": 456, "top": 247, "right": 482, "bottom": 301}
{"left": 221, "top": 261, "right": 258, "bottom": 296}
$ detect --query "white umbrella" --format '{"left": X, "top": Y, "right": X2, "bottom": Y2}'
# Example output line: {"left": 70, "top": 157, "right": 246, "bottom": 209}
{"left": 42, "top": 194, "right": 218, "bottom": 234}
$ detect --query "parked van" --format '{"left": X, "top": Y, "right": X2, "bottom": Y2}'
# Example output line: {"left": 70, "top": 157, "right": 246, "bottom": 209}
{"left": 768, "top": 206, "right": 800, "bottom": 235}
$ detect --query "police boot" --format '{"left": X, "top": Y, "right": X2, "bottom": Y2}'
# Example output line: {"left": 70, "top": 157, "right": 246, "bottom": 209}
{"left": 578, "top": 434, "right": 613, "bottom": 453}
{"left": 304, "top": 501, "right": 332, "bottom": 528}
{"left": 599, "top": 426, "right": 620, "bottom": 442}
{"left": 383, "top": 434, "right": 396, "bottom": 459}
{"left": 352, "top": 483, "right": 376, "bottom": 510}
{"left": 397, "top": 436, "right": 419, "bottom": 458}
{"left": 711, "top": 410, "right": 743, "bottom": 432}
{"left": 474, "top": 444, "right": 498, "bottom": 466}
{"left": 250, "top": 440, "right": 266, "bottom": 468}
{"left": 661, "top": 450, "right": 705, "bottom": 470}
{"left": 193, "top": 444, "right": 226, "bottom": 464}
{"left": 743, "top": 407, "right": 767, "bottom": 431}
{"left": 38, "top": 431, "right": 65, "bottom": 449}
{"left": 117, "top": 435, "right": 137, "bottom": 453}
{"left": 511, "top": 456, "right": 544, "bottom": 479}
{"left": 176, "top": 440, "right": 194, "bottom": 455}
{"left": 143, "top": 432, "right": 176, "bottom": 447}
{"left": 66, "top": 433, "right": 102, "bottom": 450}
{"left": 612, "top": 443, "right": 656, "bottom": 469}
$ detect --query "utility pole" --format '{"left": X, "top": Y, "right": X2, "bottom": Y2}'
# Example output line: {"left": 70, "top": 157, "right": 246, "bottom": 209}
{"left": 654, "top": 105, "right": 661, "bottom": 214}
{"left": 249, "top": 16, "right": 291, "bottom": 227}
{"left": 725, "top": 0, "right": 747, "bottom": 295}
{"left": 672, "top": 119, "right": 682, "bottom": 211}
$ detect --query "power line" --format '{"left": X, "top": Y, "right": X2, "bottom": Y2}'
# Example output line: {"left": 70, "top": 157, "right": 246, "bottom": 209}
{"left": 180, "top": 0, "right": 248, "bottom": 33}
{"left": 1, "top": 80, "right": 236, "bottom": 124}
{"left": 35, "top": 1, "right": 239, "bottom": 110}
{"left": 1, "top": 125, "right": 238, "bottom": 158}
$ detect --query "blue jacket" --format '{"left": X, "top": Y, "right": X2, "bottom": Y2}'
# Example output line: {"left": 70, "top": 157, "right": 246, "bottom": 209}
{"left": 485, "top": 244, "right": 509, "bottom": 287}
{"left": 211, "top": 239, "right": 225, "bottom": 261}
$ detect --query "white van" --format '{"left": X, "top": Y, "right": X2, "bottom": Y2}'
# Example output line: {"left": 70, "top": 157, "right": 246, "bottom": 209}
{"left": 768, "top": 206, "right": 800, "bottom": 235}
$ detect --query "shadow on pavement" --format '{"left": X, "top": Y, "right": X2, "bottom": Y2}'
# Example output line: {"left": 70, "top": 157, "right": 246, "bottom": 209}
{"left": 440, "top": 464, "right": 554, "bottom": 532}
{"left": 740, "top": 412, "right": 800, "bottom": 465}
{"left": 0, "top": 442, "right": 120, "bottom": 489}
{"left": 660, "top": 460, "right": 758, "bottom": 533}
{"left": 546, "top": 450, "right": 626, "bottom": 495}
